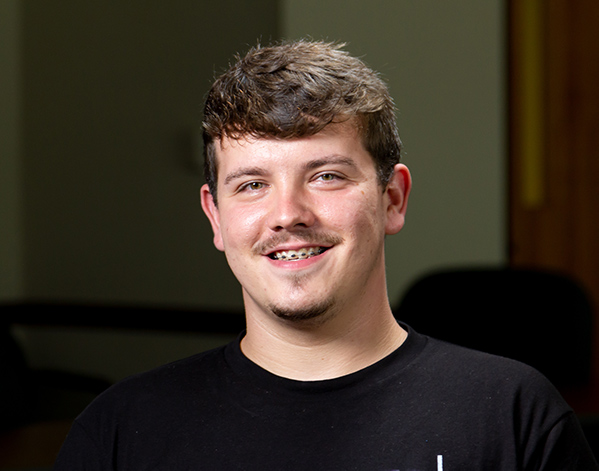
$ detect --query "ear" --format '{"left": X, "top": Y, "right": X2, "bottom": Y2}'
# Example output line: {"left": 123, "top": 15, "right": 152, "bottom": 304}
{"left": 200, "top": 184, "right": 225, "bottom": 252}
{"left": 384, "top": 164, "right": 411, "bottom": 235}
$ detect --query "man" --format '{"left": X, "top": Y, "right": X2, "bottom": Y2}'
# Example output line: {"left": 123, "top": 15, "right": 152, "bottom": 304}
{"left": 55, "top": 40, "right": 597, "bottom": 470}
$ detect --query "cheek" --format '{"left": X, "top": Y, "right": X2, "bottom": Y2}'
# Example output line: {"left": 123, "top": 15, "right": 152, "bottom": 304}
{"left": 355, "top": 193, "right": 388, "bottom": 254}
{"left": 321, "top": 191, "right": 384, "bottom": 240}
{"left": 220, "top": 206, "right": 266, "bottom": 250}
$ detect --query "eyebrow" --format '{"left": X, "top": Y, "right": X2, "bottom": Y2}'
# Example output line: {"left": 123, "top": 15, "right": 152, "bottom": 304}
{"left": 223, "top": 167, "right": 269, "bottom": 186}
{"left": 303, "top": 156, "right": 358, "bottom": 171}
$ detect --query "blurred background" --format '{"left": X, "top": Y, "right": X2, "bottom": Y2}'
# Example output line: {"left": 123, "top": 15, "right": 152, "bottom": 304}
{"left": 1, "top": 0, "right": 598, "bottom": 467}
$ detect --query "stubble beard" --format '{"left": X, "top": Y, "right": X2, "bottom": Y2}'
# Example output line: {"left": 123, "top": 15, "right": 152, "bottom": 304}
{"left": 269, "top": 297, "right": 336, "bottom": 323}
{"left": 267, "top": 272, "right": 338, "bottom": 324}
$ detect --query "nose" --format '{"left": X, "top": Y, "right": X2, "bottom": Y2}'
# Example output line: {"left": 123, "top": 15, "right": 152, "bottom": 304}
{"left": 267, "top": 187, "right": 316, "bottom": 231}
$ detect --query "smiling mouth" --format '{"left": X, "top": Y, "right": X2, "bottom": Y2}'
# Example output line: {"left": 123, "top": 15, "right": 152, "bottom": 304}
{"left": 269, "top": 246, "right": 328, "bottom": 261}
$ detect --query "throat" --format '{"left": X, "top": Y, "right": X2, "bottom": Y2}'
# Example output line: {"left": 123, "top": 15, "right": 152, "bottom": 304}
{"left": 241, "top": 310, "right": 407, "bottom": 381}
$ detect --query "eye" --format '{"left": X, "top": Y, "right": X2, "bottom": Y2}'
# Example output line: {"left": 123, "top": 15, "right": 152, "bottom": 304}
{"left": 311, "top": 171, "right": 349, "bottom": 189}
{"left": 315, "top": 172, "right": 346, "bottom": 183}
{"left": 319, "top": 173, "right": 336, "bottom": 181}
{"left": 239, "top": 181, "right": 265, "bottom": 192}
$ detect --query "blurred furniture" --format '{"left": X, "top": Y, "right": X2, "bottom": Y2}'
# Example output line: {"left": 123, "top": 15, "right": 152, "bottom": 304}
{"left": 1, "top": 322, "right": 112, "bottom": 430}
{"left": 3, "top": 303, "right": 245, "bottom": 332}
{"left": 395, "top": 266, "right": 598, "bottom": 456}
{"left": 0, "top": 420, "right": 71, "bottom": 470}
{"left": 1, "top": 322, "right": 111, "bottom": 469}
{"left": 396, "top": 267, "right": 593, "bottom": 389}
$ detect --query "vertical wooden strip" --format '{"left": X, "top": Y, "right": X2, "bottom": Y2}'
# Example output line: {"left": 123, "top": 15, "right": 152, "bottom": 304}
{"left": 517, "top": 0, "right": 545, "bottom": 208}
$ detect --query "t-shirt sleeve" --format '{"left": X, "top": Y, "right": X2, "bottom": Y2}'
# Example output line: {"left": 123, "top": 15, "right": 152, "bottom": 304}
{"left": 533, "top": 412, "right": 598, "bottom": 470}
{"left": 53, "top": 421, "right": 111, "bottom": 471}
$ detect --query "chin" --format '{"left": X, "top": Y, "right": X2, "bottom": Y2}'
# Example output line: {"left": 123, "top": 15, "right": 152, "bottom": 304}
{"left": 268, "top": 298, "right": 337, "bottom": 323}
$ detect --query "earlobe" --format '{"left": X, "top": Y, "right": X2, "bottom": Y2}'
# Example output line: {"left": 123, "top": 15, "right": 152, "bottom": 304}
{"left": 200, "top": 184, "right": 225, "bottom": 252}
{"left": 385, "top": 164, "right": 411, "bottom": 235}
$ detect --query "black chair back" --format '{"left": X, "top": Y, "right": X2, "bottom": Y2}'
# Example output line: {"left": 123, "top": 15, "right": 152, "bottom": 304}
{"left": 396, "top": 268, "right": 593, "bottom": 389}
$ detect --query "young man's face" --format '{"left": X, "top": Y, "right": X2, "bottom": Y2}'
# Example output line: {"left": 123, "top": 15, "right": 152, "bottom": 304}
{"left": 201, "top": 122, "right": 410, "bottom": 323}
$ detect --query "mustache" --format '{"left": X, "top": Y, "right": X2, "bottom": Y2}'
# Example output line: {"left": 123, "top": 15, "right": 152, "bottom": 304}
{"left": 252, "top": 231, "right": 344, "bottom": 256}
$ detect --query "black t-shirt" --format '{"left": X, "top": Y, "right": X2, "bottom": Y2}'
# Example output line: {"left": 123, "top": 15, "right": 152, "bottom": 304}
{"left": 54, "top": 326, "right": 598, "bottom": 470}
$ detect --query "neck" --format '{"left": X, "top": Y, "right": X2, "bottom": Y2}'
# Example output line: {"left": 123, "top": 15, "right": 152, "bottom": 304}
{"left": 240, "top": 294, "right": 407, "bottom": 381}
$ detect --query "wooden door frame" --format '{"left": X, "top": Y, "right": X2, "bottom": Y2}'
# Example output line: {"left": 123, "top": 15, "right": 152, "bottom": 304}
{"left": 509, "top": 0, "right": 599, "bottom": 412}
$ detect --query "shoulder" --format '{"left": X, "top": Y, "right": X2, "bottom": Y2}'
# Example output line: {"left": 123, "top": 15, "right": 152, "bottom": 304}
{"left": 120, "top": 342, "right": 227, "bottom": 387}
{"left": 54, "top": 342, "right": 238, "bottom": 469}
{"left": 399, "top": 330, "right": 597, "bottom": 469}
{"left": 416, "top": 329, "right": 553, "bottom": 380}
{"left": 77, "top": 343, "right": 230, "bottom": 423}
{"left": 409, "top": 330, "right": 570, "bottom": 414}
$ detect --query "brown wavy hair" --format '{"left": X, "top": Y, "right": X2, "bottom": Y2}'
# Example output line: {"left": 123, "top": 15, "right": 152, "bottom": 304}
{"left": 202, "top": 40, "right": 402, "bottom": 203}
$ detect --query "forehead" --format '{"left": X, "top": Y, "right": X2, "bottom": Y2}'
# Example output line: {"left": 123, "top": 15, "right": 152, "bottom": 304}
{"left": 214, "top": 121, "right": 370, "bottom": 171}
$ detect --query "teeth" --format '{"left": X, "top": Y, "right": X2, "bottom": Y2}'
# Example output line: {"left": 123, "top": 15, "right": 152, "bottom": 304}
{"left": 273, "top": 246, "right": 323, "bottom": 261}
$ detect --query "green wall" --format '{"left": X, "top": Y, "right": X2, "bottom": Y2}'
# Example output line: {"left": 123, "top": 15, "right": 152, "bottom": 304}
{"left": 0, "top": 0, "right": 23, "bottom": 301}
{"left": 13, "top": 0, "right": 279, "bottom": 309}
{"left": 2, "top": 0, "right": 505, "bottom": 309}
{"left": 282, "top": 0, "right": 506, "bottom": 303}
{"left": 4, "top": 0, "right": 505, "bottom": 382}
